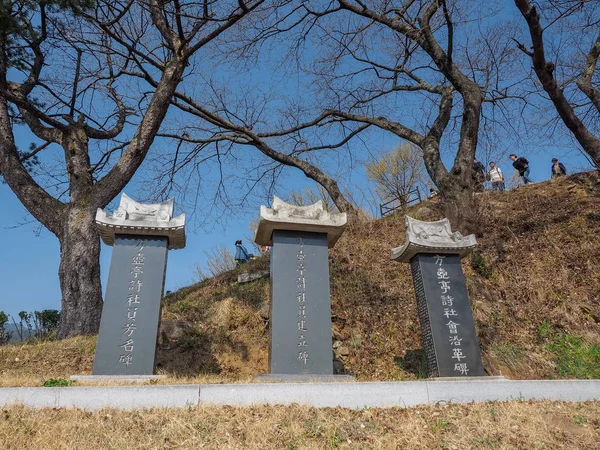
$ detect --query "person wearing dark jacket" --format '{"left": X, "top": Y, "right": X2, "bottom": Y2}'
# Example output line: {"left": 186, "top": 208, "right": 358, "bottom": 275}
{"left": 234, "top": 240, "right": 249, "bottom": 265}
{"left": 551, "top": 158, "right": 567, "bottom": 178}
{"left": 473, "top": 158, "right": 486, "bottom": 191}
{"left": 509, "top": 154, "right": 533, "bottom": 184}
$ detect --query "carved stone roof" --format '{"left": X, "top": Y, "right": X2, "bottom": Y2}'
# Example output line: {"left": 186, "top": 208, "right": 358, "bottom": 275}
{"left": 254, "top": 196, "right": 347, "bottom": 248}
{"left": 95, "top": 193, "right": 186, "bottom": 249}
{"left": 391, "top": 216, "right": 476, "bottom": 262}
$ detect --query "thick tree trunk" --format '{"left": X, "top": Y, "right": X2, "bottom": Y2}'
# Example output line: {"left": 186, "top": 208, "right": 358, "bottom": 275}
{"left": 421, "top": 136, "right": 477, "bottom": 234}
{"left": 440, "top": 184, "right": 477, "bottom": 234}
{"left": 57, "top": 205, "right": 103, "bottom": 338}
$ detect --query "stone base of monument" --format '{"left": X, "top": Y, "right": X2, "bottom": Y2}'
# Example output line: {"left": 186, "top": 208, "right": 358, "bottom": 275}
{"left": 70, "top": 375, "right": 167, "bottom": 383}
{"left": 428, "top": 376, "right": 507, "bottom": 382}
{"left": 254, "top": 374, "right": 356, "bottom": 383}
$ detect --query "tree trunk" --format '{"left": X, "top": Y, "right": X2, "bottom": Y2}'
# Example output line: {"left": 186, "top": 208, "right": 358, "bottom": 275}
{"left": 440, "top": 185, "right": 477, "bottom": 235}
{"left": 57, "top": 205, "right": 103, "bottom": 338}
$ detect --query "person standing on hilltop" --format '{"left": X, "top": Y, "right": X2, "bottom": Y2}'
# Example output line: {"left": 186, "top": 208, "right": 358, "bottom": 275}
{"left": 551, "top": 158, "right": 567, "bottom": 178}
{"left": 473, "top": 158, "right": 486, "bottom": 191}
{"left": 234, "top": 240, "right": 249, "bottom": 266}
{"left": 488, "top": 162, "right": 505, "bottom": 191}
{"left": 509, "top": 154, "right": 533, "bottom": 185}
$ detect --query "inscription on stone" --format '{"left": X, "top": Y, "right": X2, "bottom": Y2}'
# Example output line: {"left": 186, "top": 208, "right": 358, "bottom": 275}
{"left": 93, "top": 235, "right": 168, "bottom": 375}
{"left": 270, "top": 230, "right": 333, "bottom": 374}
{"left": 411, "top": 253, "right": 485, "bottom": 377}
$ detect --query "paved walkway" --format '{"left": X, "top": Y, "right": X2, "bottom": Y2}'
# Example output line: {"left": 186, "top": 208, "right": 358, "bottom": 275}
{"left": 1, "top": 379, "right": 598, "bottom": 410}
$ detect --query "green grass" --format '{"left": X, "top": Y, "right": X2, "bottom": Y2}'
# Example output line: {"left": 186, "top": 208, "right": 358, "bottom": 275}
{"left": 492, "top": 342, "right": 525, "bottom": 366}
{"left": 43, "top": 377, "right": 72, "bottom": 387}
{"left": 571, "top": 415, "right": 588, "bottom": 426}
{"left": 537, "top": 320, "right": 552, "bottom": 339}
{"left": 546, "top": 334, "right": 600, "bottom": 379}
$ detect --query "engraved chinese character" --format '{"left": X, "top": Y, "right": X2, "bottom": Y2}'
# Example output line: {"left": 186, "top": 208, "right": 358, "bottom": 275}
{"left": 127, "top": 308, "right": 138, "bottom": 320}
{"left": 122, "top": 322, "right": 137, "bottom": 337}
{"left": 297, "top": 238, "right": 304, "bottom": 246}
{"left": 443, "top": 308, "right": 458, "bottom": 318}
{"left": 446, "top": 320, "right": 460, "bottom": 334}
{"left": 131, "top": 266, "right": 143, "bottom": 279}
{"left": 452, "top": 348, "right": 466, "bottom": 361}
{"left": 127, "top": 293, "right": 140, "bottom": 305}
{"left": 454, "top": 363, "right": 469, "bottom": 375}
{"left": 437, "top": 267, "right": 449, "bottom": 279}
{"left": 298, "top": 351, "right": 309, "bottom": 364}
{"left": 296, "top": 277, "right": 306, "bottom": 290}
{"left": 435, "top": 255, "right": 445, "bottom": 266}
{"left": 297, "top": 263, "right": 306, "bottom": 275}
{"left": 298, "top": 334, "right": 307, "bottom": 347}
{"left": 129, "top": 280, "right": 143, "bottom": 291}
{"left": 296, "top": 292, "right": 306, "bottom": 303}
{"left": 439, "top": 281, "right": 451, "bottom": 293}
{"left": 297, "top": 253, "right": 305, "bottom": 261}
{"left": 120, "top": 339, "right": 134, "bottom": 352}
{"left": 135, "top": 240, "right": 146, "bottom": 250}
{"left": 441, "top": 295, "right": 454, "bottom": 306}
{"left": 118, "top": 354, "right": 133, "bottom": 366}
{"left": 449, "top": 335, "right": 463, "bottom": 346}
{"left": 298, "top": 305, "right": 306, "bottom": 318}
{"left": 132, "top": 253, "right": 145, "bottom": 266}
{"left": 298, "top": 320, "right": 307, "bottom": 331}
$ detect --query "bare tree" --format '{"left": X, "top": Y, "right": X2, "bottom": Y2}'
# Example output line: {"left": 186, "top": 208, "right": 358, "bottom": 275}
{"left": 242, "top": 1, "right": 521, "bottom": 231}
{"left": 514, "top": 0, "right": 600, "bottom": 169}
{"left": 365, "top": 143, "right": 427, "bottom": 209}
{"left": 194, "top": 244, "right": 236, "bottom": 281}
{"left": 0, "top": 0, "right": 263, "bottom": 337}
{"left": 170, "top": 97, "right": 360, "bottom": 218}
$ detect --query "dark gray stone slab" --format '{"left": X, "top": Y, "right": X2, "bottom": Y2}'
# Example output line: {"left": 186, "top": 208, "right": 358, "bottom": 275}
{"left": 269, "top": 230, "right": 333, "bottom": 374}
{"left": 410, "top": 254, "right": 485, "bottom": 377}
{"left": 93, "top": 235, "right": 168, "bottom": 375}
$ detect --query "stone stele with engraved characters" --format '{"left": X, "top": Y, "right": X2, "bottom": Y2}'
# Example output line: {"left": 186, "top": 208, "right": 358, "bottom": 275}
{"left": 392, "top": 216, "right": 484, "bottom": 377}
{"left": 92, "top": 235, "right": 169, "bottom": 375}
{"left": 256, "top": 196, "right": 347, "bottom": 375}
{"left": 93, "top": 193, "right": 185, "bottom": 375}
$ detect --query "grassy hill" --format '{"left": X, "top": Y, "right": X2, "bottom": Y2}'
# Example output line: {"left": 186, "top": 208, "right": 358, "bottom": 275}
{"left": 1, "top": 171, "right": 599, "bottom": 385}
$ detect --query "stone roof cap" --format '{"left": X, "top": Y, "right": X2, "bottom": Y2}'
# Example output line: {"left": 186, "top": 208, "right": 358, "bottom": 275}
{"left": 95, "top": 193, "right": 186, "bottom": 250}
{"left": 391, "top": 216, "right": 476, "bottom": 262}
{"left": 254, "top": 196, "right": 347, "bottom": 248}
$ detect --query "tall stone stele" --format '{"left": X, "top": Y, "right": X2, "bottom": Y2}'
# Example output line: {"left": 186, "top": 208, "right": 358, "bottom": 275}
{"left": 255, "top": 197, "right": 349, "bottom": 380}
{"left": 92, "top": 193, "right": 186, "bottom": 376}
{"left": 391, "top": 216, "right": 485, "bottom": 378}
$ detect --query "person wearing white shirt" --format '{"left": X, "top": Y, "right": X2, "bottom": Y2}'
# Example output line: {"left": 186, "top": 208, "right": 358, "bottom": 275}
{"left": 488, "top": 162, "right": 505, "bottom": 191}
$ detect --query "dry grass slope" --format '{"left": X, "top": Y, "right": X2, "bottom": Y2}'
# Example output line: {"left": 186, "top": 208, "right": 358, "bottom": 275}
{"left": 0, "top": 401, "right": 598, "bottom": 449}
{"left": 0, "top": 172, "right": 599, "bottom": 385}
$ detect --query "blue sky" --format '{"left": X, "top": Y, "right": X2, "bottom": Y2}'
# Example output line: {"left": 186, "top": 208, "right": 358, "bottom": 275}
{"left": 0, "top": 0, "right": 596, "bottom": 321}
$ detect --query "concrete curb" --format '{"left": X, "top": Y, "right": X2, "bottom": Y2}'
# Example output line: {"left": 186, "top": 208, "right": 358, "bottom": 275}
{"left": 1, "top": 380, "right": 598, "bottom": 411}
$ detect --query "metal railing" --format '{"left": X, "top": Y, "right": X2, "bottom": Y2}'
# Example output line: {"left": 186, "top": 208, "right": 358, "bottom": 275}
{"left": 379, "top": 187, "right": 422, "bottom": 217}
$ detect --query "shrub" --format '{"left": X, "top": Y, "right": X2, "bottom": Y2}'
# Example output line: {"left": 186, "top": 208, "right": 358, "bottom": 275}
{"left": 470, "top": 251, "right": 492, "bottom": 278}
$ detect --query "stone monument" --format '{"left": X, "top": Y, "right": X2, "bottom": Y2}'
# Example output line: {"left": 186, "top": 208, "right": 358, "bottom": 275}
{"left": 90, "top": 193, "right": 186, "bottom": 377}
{"left": 391, "top": 216, "right": 485, "bottom": 378}
{"left": 254, "top": 197, "right": 351, "bottom": 380}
